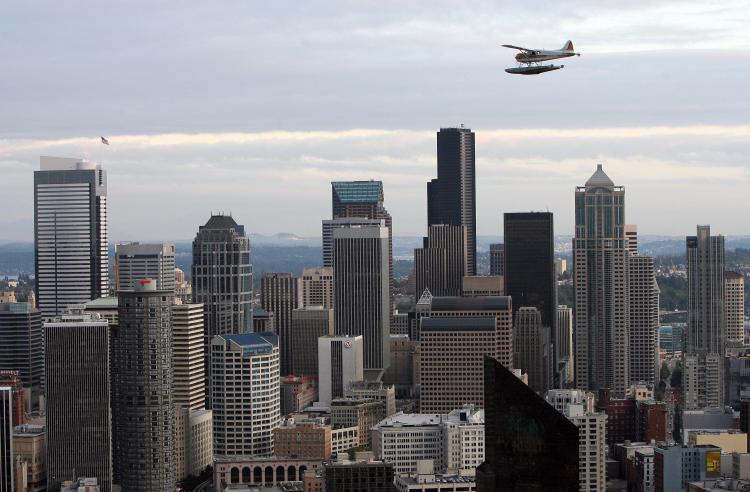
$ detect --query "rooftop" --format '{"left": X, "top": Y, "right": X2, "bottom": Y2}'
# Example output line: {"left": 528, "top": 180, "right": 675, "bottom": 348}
{"left": 431, "top": 296, "right": 510, "bottom": 312}
{"left": 585, "top": 164, "right": 615, "bottom": 188}
{"left": 375, "top": 406, "right": 483, "bottom": 428}
{"left": 220, "top": 332, "right": 278, "bottom": 355}
{"left": 332, "top": 180, "right": 383, "bottom": 204}
{"left": 84, "top": 296, "right": 119, "bottom": 309}
{"left": 421, "top": 317, "right": 496, "bottom": 332}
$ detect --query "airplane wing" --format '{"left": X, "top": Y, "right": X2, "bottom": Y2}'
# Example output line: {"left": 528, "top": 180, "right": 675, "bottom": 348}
{"left": 501, "top": 44, "right": 530, "bottom": 51}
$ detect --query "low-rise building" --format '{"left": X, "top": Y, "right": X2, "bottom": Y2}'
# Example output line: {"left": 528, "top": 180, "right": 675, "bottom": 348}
{"left": 688, "top": 430, "right": 748, "bottom": 454}
{"left": 331, "top": 426, "right": 359, "bottom": 457}
{"left": 655, "top": 444, "right": 722, "bottom": 491}
{"left": 282, "top": 375, "right": 317, "bottom": 416}
{"left": 394, "top": 460, "right": 476, "bottom": 492}
{"left": 12, "top": 424, "right": 45, "bottom": 492}
{"left": 274, "top": 418, "right": 332, "bottom": 460}
{"left": 345, "top": 381, "right": 396, "bottom": 418}
{"left": 322, "top": 455, "right": 394, "bottom": 492}
{"left": 214, "top": 456, "right": 321, "bottom": 492}
{"left": 330, "top": 398, "right": 382, "bottom": 447}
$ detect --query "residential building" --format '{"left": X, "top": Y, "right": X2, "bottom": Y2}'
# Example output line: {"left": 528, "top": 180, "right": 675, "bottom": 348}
{"left": 317, "top": 335, "right": 364, "bottom": 407}
{"left": 513, "top": 306, "right": 553, "bottom": 394}
{"left": 290, "top": 307, "right": 334, "bottom": 377}
{"left": 628, "top": 254, "right": 660, "bottom": 386}
{"left": 211, "top": 332, "right": 280, "bottom": 457}
{"left": 261, "top": 272, "right": 302, "bottom": 375}
{"left": 726, "top": 272, "right": 745, "bottom": 344}
{"left": 625, "top": 224, "right": 638, "bottom": 255}
{"left": 489, "top": 244, "right": 503, "bottom": 276}
{"left": 44, "top": 311, "right": 112, "bottom": 492}
{"left": 174, "top": 267, "right": 192, "bottom": 303}
{"left": 428, "top": 127, "right": 476, "bottom": 275}
{"left": 172, "top": 301, "right": 205, "bottom": 411}
{"left": 566, "top": 404, "right": 607, "bottom": 491}
{"left": 0, "top": 303, "right": 43, "bottom": 411}
{"left": 684, "top": 225, "right": 725, "bottom": 409}
{"left": 114, "top": 242, "right": 175, "bottom": 292}
{"left": 113, "top": 280, "right": 174, "bottom": 491}
{"left": 34, "top": 157, "right": 108, "bottom": 317}
{"left": 414, "top": 224, "right": 467, "bottom": 297}
{"left": 301, "top": 267, "right": 334, "bottom": 309}
{"left": 574, "top": 164, "right": 629, "bottom": 394}
{"left": 333, "top": 223, "right": 390, "bottom": 380}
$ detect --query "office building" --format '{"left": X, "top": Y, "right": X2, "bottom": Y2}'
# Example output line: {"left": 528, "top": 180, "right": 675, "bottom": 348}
{"left": 213, "top": 455, "right": 321, "bottom": 491}
{"left": 252, "top": 308, "right": 274, "bottom": 333}
{"left": 322, "top": 218, "right": 383, "bottom": 268}
{"left": 574, "top": 164, "right": 630, "bottom": 394}
{"left": 261, "top": 272, "right": 302, "bottom": 375}
{"left": 345, "top": 380, "right": 396, "bottom": 418}
{"left": 428, "top": 127, "right": 476, "bottom": 275}
{"left": 192, "top": 214, "right": 253, "bottom": 404}
{"left": 174, "top": 267, "right": 192, "bottom": 303}
{"left": 372, "top": 405, "right": 484, "bottom": 476}
{"left": 684, "top": 225, "right": 725, "bottom": 409}
{"left": 1, "top": 387, "right": 13, "bottom": 492}
{"left": 461, "top": 276, "right": 503, "bottom": 297}
{"left": 476, "top": 357, "right": 579, "bottom": 491}
{"left": 394, "top": 460, "right": 477, "bottom": 492}
{"left": 13, "top": 423, "right": 46, "bottom": 492}
{"left": 383, "top": 335, "right": 416, "bottom": 399}
{"left": 333, "top": 223, "right": 390, "bottom": 380}
{"left": 114, "top": 242, "right": 175, "bottom": 291}
{"left": 330, "top": 397, "right": 382, "bottom": 447}
{"left": 625, "top": 224, "right": 638, "bottom": 255}
{"left": 726, "top": 272, "right": 745, "bottom": 344}
{"left": 414, "top": 224, "right": 467, "bottom": 297}
{"left": 211, "top": 332, "right": 280, "bottom": 457}
{"left": 390, "top": 311, "right": 409, "bottom": 336}
{"left": 513, "top": 307, "right": 553, "bottom": 394}
{"left": 654, "top": 444, "right": 722, "bottom": 491}
{"left": 172, "top": 301, "right": 206, "bottom": 411}
{"left": 113, "top": 280, "right": 174, "bottom": 491}
{"left": 34, "top": 157, "right": 108, "bottom": 317}
{"left": 174, "top": 407, "right": 213, "bottom": 481}
{"left": 323, "top": 457, "right": 394, "bottom": 492}
{"left": 45, "top": 311, "right": 112, "bottom": 491}
{"left": 0, "top": 373, "right": 24, "bottom": 426}
{"left": 281, "top": 375, "right": 317, "bottom": 415}
{"left": 503, "top": 212, "right": 556, "bottom": 345}
{"left": 290, "top": 306, "right": 334, "bottom": 376}
{"left": 301, "top": 267, "right": 334, "bottom": 309}
{"left": 489, "top": 244, "right": 504, "bottom": 276}
{"left": 557, "top": 305, "right": 574, "bottom": 387}
{"left": 0, "top": 303, "right": 43, "bottom": 410}
{"left": 629, "top": 254, "right": 660, "bottom": 385}
{"left": 273, "top": 418, "right": 332, "bottom": 460}
{"left": 317, "top": 335, "right": 364, "bottom": 407}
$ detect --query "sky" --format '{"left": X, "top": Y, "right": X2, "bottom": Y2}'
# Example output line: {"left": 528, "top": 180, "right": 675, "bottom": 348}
{"left": 1, "top": 1, "right": 749, "bottom": 241}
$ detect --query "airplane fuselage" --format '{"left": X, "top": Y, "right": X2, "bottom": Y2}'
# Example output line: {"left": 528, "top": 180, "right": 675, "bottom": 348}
{"left": 515, "top": 50, "right": 577, "bottom": 63}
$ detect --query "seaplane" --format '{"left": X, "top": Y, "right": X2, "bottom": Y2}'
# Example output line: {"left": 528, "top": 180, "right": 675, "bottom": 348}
{"left": 502, "top": 40, "right": 580, "bottom": 75}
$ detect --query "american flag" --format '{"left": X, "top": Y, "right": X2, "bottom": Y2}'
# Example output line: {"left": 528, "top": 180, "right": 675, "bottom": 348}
{"left": 100, "top": 136, "right": 109, "bottom": 145}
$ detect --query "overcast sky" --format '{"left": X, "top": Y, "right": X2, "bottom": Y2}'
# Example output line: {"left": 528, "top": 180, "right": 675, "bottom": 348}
{"left": 1, "top": 1, "right": 749, "bottom": 241}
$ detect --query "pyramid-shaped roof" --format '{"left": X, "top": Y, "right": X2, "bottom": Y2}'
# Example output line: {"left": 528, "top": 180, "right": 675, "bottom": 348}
{"left": 585, "top": 164, "right": 614, "bottom": 188}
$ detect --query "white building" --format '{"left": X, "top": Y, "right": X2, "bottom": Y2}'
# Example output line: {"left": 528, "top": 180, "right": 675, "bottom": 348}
{"left": 566, "top": 403, "right": 607, "bottom": 491}
{"left": 372, "top": 405, "right": 484, "bottom": 476}
{"left": 175, "top": 407, "right": 213, "bottom": 480}
{"left": 114, "top": 242, "right": 176, "bottom": 292}
{"left": 211, "top": 333, "right": 280, "bottom": 457}
{"left": 317, "top": 335, "right": 364, "bottom": 407}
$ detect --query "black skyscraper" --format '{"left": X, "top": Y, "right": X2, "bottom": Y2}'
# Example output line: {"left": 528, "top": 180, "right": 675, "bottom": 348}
{"left": 477, "top": 357, "right": 579, "bottom": 492}
{"left": 427, "top": 127, "right": 476, "bottom": 275}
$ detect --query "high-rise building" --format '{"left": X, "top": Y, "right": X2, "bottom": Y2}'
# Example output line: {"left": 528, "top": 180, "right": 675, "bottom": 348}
{"left": 574, "top": 164, "right": 629, "bottom": 394}
{"left": 333, "top": 223, "right": 390, "bottom": 380}
{"left": 476, "top": 357, "right": 579, "bottom": 491}
{"left": 556, "top": 305, "right": 574, "bottom": 387}
{"left": 628, "top": 255, "right": 660, "bottom": 385}
{"left": 0, "top": 386, "right": 13, "bottom": 492}
{"left": 113, "top": 280, "right": 174, "bottom": 491}
{"left": 317, "top": 335, "right": 364, "bottom": 407}
{"left": 513, "top": 307, "right": 553, "bottom": 394}
{"left": 684, "top": 225, "right": 725, "bottom": 409}
{"left": 427, "top": 127, "right": 476, "bottom": 275}
{"left": 322, "top": 218, "right": 383, "bottom": 268}
{"left": 261, "top": 272, "right": 302, "bottom": 376}
{"left": 414, "top": 224, "right": 467, "bottom": 297}
{"left": 211, "top": 333, "right": 280, "bottom": 457}
{"left": 330, "top": 180, "right": 393, "bottom": 298}
{"left": 290, "top": 307, "right": 334, "bottom": 377}
{"left": 172, "top": 301, "right": 206, "bottom": 411}
{"left": 489, "top": 243, "right": 504, "bottom": 276}
{"left": 45, "top": 311, "right": 112, "bottom": 492}
{"left": 34, "top": 157, "right": 108, "bottom": 317}
{"left": 114, "top": 242, "right": 176, "bottom": 292}
{"left": 0, "top": 373, "right": 24, "bottom": 426}
{"left": 0, "top": 303, "right": 43, "bottom": 411}
{"left": 174, "top": 267, "right": 192, "bottom": 303}
{"left": 301, "top": 267, "right": 334, "bottom": 309}
{"left": 192, "top": 214, "right": 253, "bottom": 404}
{"left": 725, "top": 272, "right": 745, "bottom": 344}
{"left": 625, "top": 224, "right": 638, "bottom": 255}
{"left": 462, "top": 276, "right": 504, "bottom": 297}
{"left": 567, "top": 404, "right": 607, "bottom": 491}
{"left": 419, "top": 296, "right": 513, "bottom": 413}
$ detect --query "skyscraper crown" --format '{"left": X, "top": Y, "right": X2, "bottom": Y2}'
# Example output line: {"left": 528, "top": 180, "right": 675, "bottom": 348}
{"left": 585, "top": 164, "right": 614, "bottom": 188}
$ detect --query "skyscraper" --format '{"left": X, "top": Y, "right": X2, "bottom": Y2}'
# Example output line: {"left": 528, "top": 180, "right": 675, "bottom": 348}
{"left": 322, "top": 218, "right": 383, "bottom": 268}
{"left": 113, "top": 280, "right": 174, "bottom": 491}
{"left": 261, "top": 272, "right": 302, "bottom": 375}
{"left": 489, "top": 243, "right": 504, "bottom": 276}
{"left": 684, "top": 225, "right": 725, "bottom": 409}
{"left": 192, "top": 214, "right": 253, "bottom": 403}
{"left": 628, "top": 255, "right": 660, "bottom": 385}
{"left": 34, "top": 156, "right": 108, "bottom": 317}
{"left": 427, "top": 127, "right": 476, "bottom": 275}
{"left": 725, "top": 272, "right": 745, "bottom": 344}
{"left": 625, "top": 224, "right": 638, "bottom": 255}
{"left": 333, "top": 223, "right": 390, "bottom": 380}
{"left": 290, "top": 307, "right": 334, "bottom": 377}
{"left": 574, "top": 164, "right": 629, "bottom": 394}
{"left": 114, "top": 242, "right": 176, "bottom": 291}
{"left": 0, "top": 386, "right": 13, "bottom": 492}
{"left": 513, "top": 306, "right": 553, "bottom": 394}
{"left": 414, "top": 224, "right": 467, "bottom": 297}
{"left": 301, "top": 267, "right": 334, "bottom": 309}
{"left": 0, "top": 303, "right": 43, "bottom": 411}
{"left": 211, "top": 333, "right": 280, "bottom": 457}
{"left": 318, "top": 335, "right": 365, "bottom": 407}
{"left": 556, "top": 305, "right": 574, "bottom": 387}
{"left": 45, "top": 311, "right": 112, "bottom": 491}
{"left": 329, "top": 180, "right": 393, "bottom": 296}
{"left": 172, "top": 301, "right": 206, "bottom": 411}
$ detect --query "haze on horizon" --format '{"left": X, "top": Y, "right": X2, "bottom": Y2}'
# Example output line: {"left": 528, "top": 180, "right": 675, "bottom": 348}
{"left": 1, "top": 1, "right": 749, "bottom": 242}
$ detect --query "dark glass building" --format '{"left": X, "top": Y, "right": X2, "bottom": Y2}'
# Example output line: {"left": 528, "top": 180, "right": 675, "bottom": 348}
{"left": 427, "top": 127, "right": 476, "bottom": 275}
{"left": 323, "top": 460, "right": 395, "bottom": 492}
{"left": 477, "top": 357, "right": 579, "bottom": 491}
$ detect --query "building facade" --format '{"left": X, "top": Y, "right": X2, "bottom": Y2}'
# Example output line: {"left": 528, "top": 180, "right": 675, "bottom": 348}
{"left": 725, "top": 272, "right": 745, "bottom": 344}
{"left": 34, "top": 157, "right": 108, "bottom": 317}
{"left": 172, "top": 301, "right": 206, "bottom": 411}
{"left": 489, "top": 244, "right": 504, "bottom": 276}
{"left": 261, "top": 272, "right": 302, "bottom": 375}
{"left": 114, "top": 242, "right": 175, "bottom": 292}
{"left": 628, "top": 254, "right": 660, "bottom": 386}
{"left": 513, "top": 307, "right": 553, "bottom": 394}
{"left": 557, "top": 305, "right": 574, "bottom": 387}
{"left": 574, "top": 164, "right": 630, "bottom": 394}
{"left": 317, "top": 335, "right": 364, "bottom": 407}
{"left": 414, "top": 224, "right": 467, "bottom": 297}
{"left": 0, "top": 303, "right": 43, "bottom": 410}
{"left": 0, "top": 387, "right": 13, "bottom": 492}
{"left": 290, "top": 307, "right": 334, "bottom": 377}
{"left": 301, "top": 267, "right": 334, "bottom": 309}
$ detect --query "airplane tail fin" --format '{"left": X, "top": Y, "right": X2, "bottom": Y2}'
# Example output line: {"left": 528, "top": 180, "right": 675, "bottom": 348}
{"left": 562, "top": 40, "right": 574, "bottom": 52}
